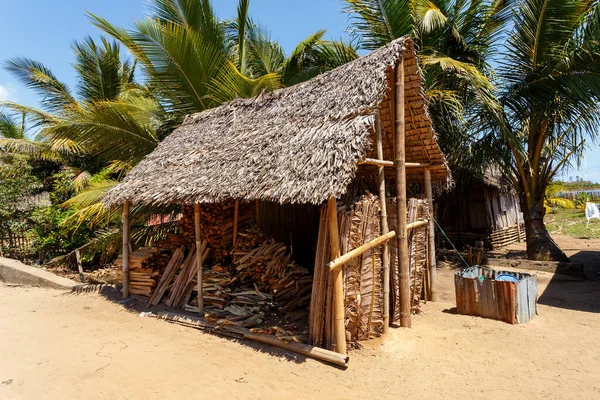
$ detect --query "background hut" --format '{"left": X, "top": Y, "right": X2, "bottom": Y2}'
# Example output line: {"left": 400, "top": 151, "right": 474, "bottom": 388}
{"left": 437, "top": 168, "right": 524, "bottom": 250}
{"left": 104, "top": 36, "right": 452, "bottom": 357}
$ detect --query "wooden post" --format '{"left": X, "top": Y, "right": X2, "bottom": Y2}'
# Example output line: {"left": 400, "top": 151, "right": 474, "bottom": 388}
{"left": 255, "top": 199, "right": 260, "bottom": 228}
{"left": 395, "top": 58, "right": 411, "bottom": 328}
{"left": 194, "top": 204, "right": 204, "bottom": 316}
{"left": 122, "top": 201, "right": 130, "bottom": 299}
{"left": 375, "top": 112, "right": 391, "bottom": 333}
{"left": 327, "top": 197, "right": 346, "bottom": 355}
{"left": 424, "top": 168, "right": 437, "bottom": 301}
{"left": 515, "top": 203, "right": 522, "bottom": 242}
{"left": 233, "top": 199, "right": 240, "bottom": 249}
{"left": 75, "top": 249, "right": 84, "bottom": 283}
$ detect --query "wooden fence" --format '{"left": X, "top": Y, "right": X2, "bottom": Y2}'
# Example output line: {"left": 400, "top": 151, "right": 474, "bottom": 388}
{"left": 0, "top": 233, "right": 32, "bottom": 259}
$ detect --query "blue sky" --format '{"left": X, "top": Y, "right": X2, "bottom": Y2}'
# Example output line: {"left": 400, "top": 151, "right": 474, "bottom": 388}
{"left": 0, "top": 0, "right": 598, "bottom": 182}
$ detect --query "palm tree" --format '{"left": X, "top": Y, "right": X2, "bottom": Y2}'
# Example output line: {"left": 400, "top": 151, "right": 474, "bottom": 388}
{"left": 2, "top": 36, "right": 161, "bottom": 168}
{"left": 344, "top": 0, "right": 510, "bottom": 177}
{"left": 488, "top": 0, "right": 600, "bottom": 261}
{"left": 90, "top": 0, "right": 358, "bottom": 115}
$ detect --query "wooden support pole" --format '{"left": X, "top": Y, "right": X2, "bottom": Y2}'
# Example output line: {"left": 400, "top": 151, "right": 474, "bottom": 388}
{"left": 376, "top": 112, "right": 391, "bottom": 334}
{"left": 122, "top": 201, "right": 130, "bottom": 299}
{"left": 395, "top": 57, "right": 411, "bottom": 328}
{"left": 255, "top": 199, "right": 260, "bottom": 228}
{"left": 327, "top": 197, "right": 346, "bottom": 355}
{"left": 424, "top": 168, "right": 438, "bottom": 302}
{"left": 233, "top": 199, "right": 240, "bottom": 249}
{"left": 329, "top": 231, "right": 396, "bottom": 271}
{"left": 75, "top": 249, "right": 84, "bottom": 283}
{"left": 194, "top": 204, "right": 204, "bottom": 316}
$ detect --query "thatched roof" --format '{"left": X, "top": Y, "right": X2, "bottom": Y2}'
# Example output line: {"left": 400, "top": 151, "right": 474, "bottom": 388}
{"left": 482, "top": 166, "right": 515, "bottom": 194}
{"left": 104, "top": 36, "right": 451, "bottom": 207}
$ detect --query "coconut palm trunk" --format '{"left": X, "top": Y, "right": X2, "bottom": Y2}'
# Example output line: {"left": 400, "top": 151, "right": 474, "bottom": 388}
{"left": 519, "top": 183, "right": 569, "bottom": 262}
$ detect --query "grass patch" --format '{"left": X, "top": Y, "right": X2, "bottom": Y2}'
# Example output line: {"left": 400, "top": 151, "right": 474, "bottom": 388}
{"left": 545, "top": 208, "right": 600, "bottom": 239}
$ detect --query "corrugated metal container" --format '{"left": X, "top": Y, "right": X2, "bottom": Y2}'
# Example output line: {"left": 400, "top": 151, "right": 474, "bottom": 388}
{"left": 455, "top": 266, "right": 537, "bottom": 324}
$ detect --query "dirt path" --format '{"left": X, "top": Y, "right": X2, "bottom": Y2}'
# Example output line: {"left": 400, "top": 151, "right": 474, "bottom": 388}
{"left": 1, "top": 237, "right": 600, "bottom": 399}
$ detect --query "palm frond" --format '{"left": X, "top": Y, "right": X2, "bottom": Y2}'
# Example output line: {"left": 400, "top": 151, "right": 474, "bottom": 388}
{"left": 4, "top": 58, "right": 75, "bottom": 113}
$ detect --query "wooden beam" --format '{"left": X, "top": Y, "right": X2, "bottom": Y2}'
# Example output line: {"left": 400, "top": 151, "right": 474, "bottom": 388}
{"left": 327, "top": 197, "right": 346, "bottom": 355}
{"left": 395, "top": 57, "right": 411, "bottom": 328}
{"left": 359, "top": 159, "right": 443, "bottom": 169}
{"left": 359, "top": 158, "right": 394, "bottom": 167}
{"left": 233, "top": 199, "right": 240, "bottom": 249}
{"left": 194, "top": 204, "right": 204, "bottom": 316}
{"left": 122, "top": 201, "right": 130, "bottom": 299}
{"left": 406, "top": 162, "right": 431, "bottom": 168}
{"left": 329, "top": 231, "right": 397, "bottom": 271}
{"left": 424, "top": 168, "right": 437, "bottom": 301}
{"left": 375, "top": 112, "right": 391, "bottom": 334}
{"left": 407, "top": 219, "right": 429, "bottom": 231}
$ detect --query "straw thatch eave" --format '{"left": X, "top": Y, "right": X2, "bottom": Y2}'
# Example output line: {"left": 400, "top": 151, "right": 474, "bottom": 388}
{"left": 104, "top": 36, "right": 452, "bottom": 208}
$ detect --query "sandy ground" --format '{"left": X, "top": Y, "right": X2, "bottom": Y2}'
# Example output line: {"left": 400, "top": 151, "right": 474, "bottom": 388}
{"left": 1, "top": 233, "right": 599, "bottom": 400}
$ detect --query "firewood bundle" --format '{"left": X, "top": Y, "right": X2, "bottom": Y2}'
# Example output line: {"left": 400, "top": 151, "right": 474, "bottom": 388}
{"left": 179, "top": 202, "right": 256, "bottom": 263}
{"left": 146, "top": 242, "right": 210, "bottom": 307}
{"left": 232, "top": 227, "right": 312, "bottom": 313}
{"left": 116, "top": 234, "right": 189, "bottom": 297}
{"left": 115, "top": 247, "right": 164, "bottom": 296}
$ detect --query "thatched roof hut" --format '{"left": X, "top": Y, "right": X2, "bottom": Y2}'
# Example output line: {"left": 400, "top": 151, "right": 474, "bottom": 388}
{"left": 103, "top": 36, "right": 451, "bottom": 207}
{"left": 109, "top": 37, "right": 454, "bottom": 362}
{"left": 437, "top": 166, "right": 524, "bottom": 249}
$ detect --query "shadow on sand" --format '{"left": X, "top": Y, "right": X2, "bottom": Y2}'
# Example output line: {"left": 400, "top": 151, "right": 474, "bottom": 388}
{"left": 64, "top": 284, "right": 345, "bottom": 368}
{"left": 537, "top": 250, "right": 600, "bottom": 313}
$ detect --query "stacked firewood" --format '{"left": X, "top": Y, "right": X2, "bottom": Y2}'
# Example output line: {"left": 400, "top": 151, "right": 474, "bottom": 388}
{"left": 146, "top": 242, "right": 210, "bottom": 307}
{"left": 179, "top": 202, "right": 256, "bottom": 263}
{"left": 233, "top": 227, "right": 312, "bottom": 310}
{"left": 115, "top": 247, "right": 163, "bottom": 296}
{"left": 116, "top": 234, "right": 189, "bottom": 297}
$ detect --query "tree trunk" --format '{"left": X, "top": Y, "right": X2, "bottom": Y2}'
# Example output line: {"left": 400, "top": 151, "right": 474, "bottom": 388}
{"left": 522, "top": 198, "right": 569, "bottom": 262}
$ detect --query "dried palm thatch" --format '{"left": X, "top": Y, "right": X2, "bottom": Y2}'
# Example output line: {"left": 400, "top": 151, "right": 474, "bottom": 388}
{"left": 104, "top": 36, "right": 451, "bottom": 208}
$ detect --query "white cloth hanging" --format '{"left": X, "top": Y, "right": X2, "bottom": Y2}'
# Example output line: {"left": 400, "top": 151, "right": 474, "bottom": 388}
{"left": 585, "top": 202, "right": 600, "bottom": 226}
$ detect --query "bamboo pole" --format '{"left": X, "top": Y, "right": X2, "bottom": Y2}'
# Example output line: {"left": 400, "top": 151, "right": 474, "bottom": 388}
{"left": 194, "top": 204, "right": 204, "bottom": 316}
{"left": 75, "top": 249, "right": 84, "bottom": 283}
{"left": 233, "top": 199, "right": 240, "bottom": 249}
{"left": 375, "top": 112, "right": 391, "bottom": 334}
{"left": 395, "top": 57, "right": 411, "bottom": 328}
{"left": 424, "top": 168, "right": 437, "bottom": 302}
{"left": 255, "top": 199, "right": 260, "bottom": 228}
{"left": 327, "top": 197, "right": 346, "bottom": 355}
{"left": 152, "top": 311, "right": 349, "bottom": 367}
{"left": 359, "top": 158, "right": 394, "bottom": 167}
{"left": 407, "top": 219, "right": 429, "bottom": 230}
{"left": 122, "top": 201, "right": 130, "bottom": 299}
{"left": 358, "top": 159, "right": 441, "bottom": 169}
{"left": 329, "top": 231, "right": 396, "bottom": 271}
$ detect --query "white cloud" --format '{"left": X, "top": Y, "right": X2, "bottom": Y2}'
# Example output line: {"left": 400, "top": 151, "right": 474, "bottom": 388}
{"left": 0, "top": 84, "right": 17, "bottom": 101}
